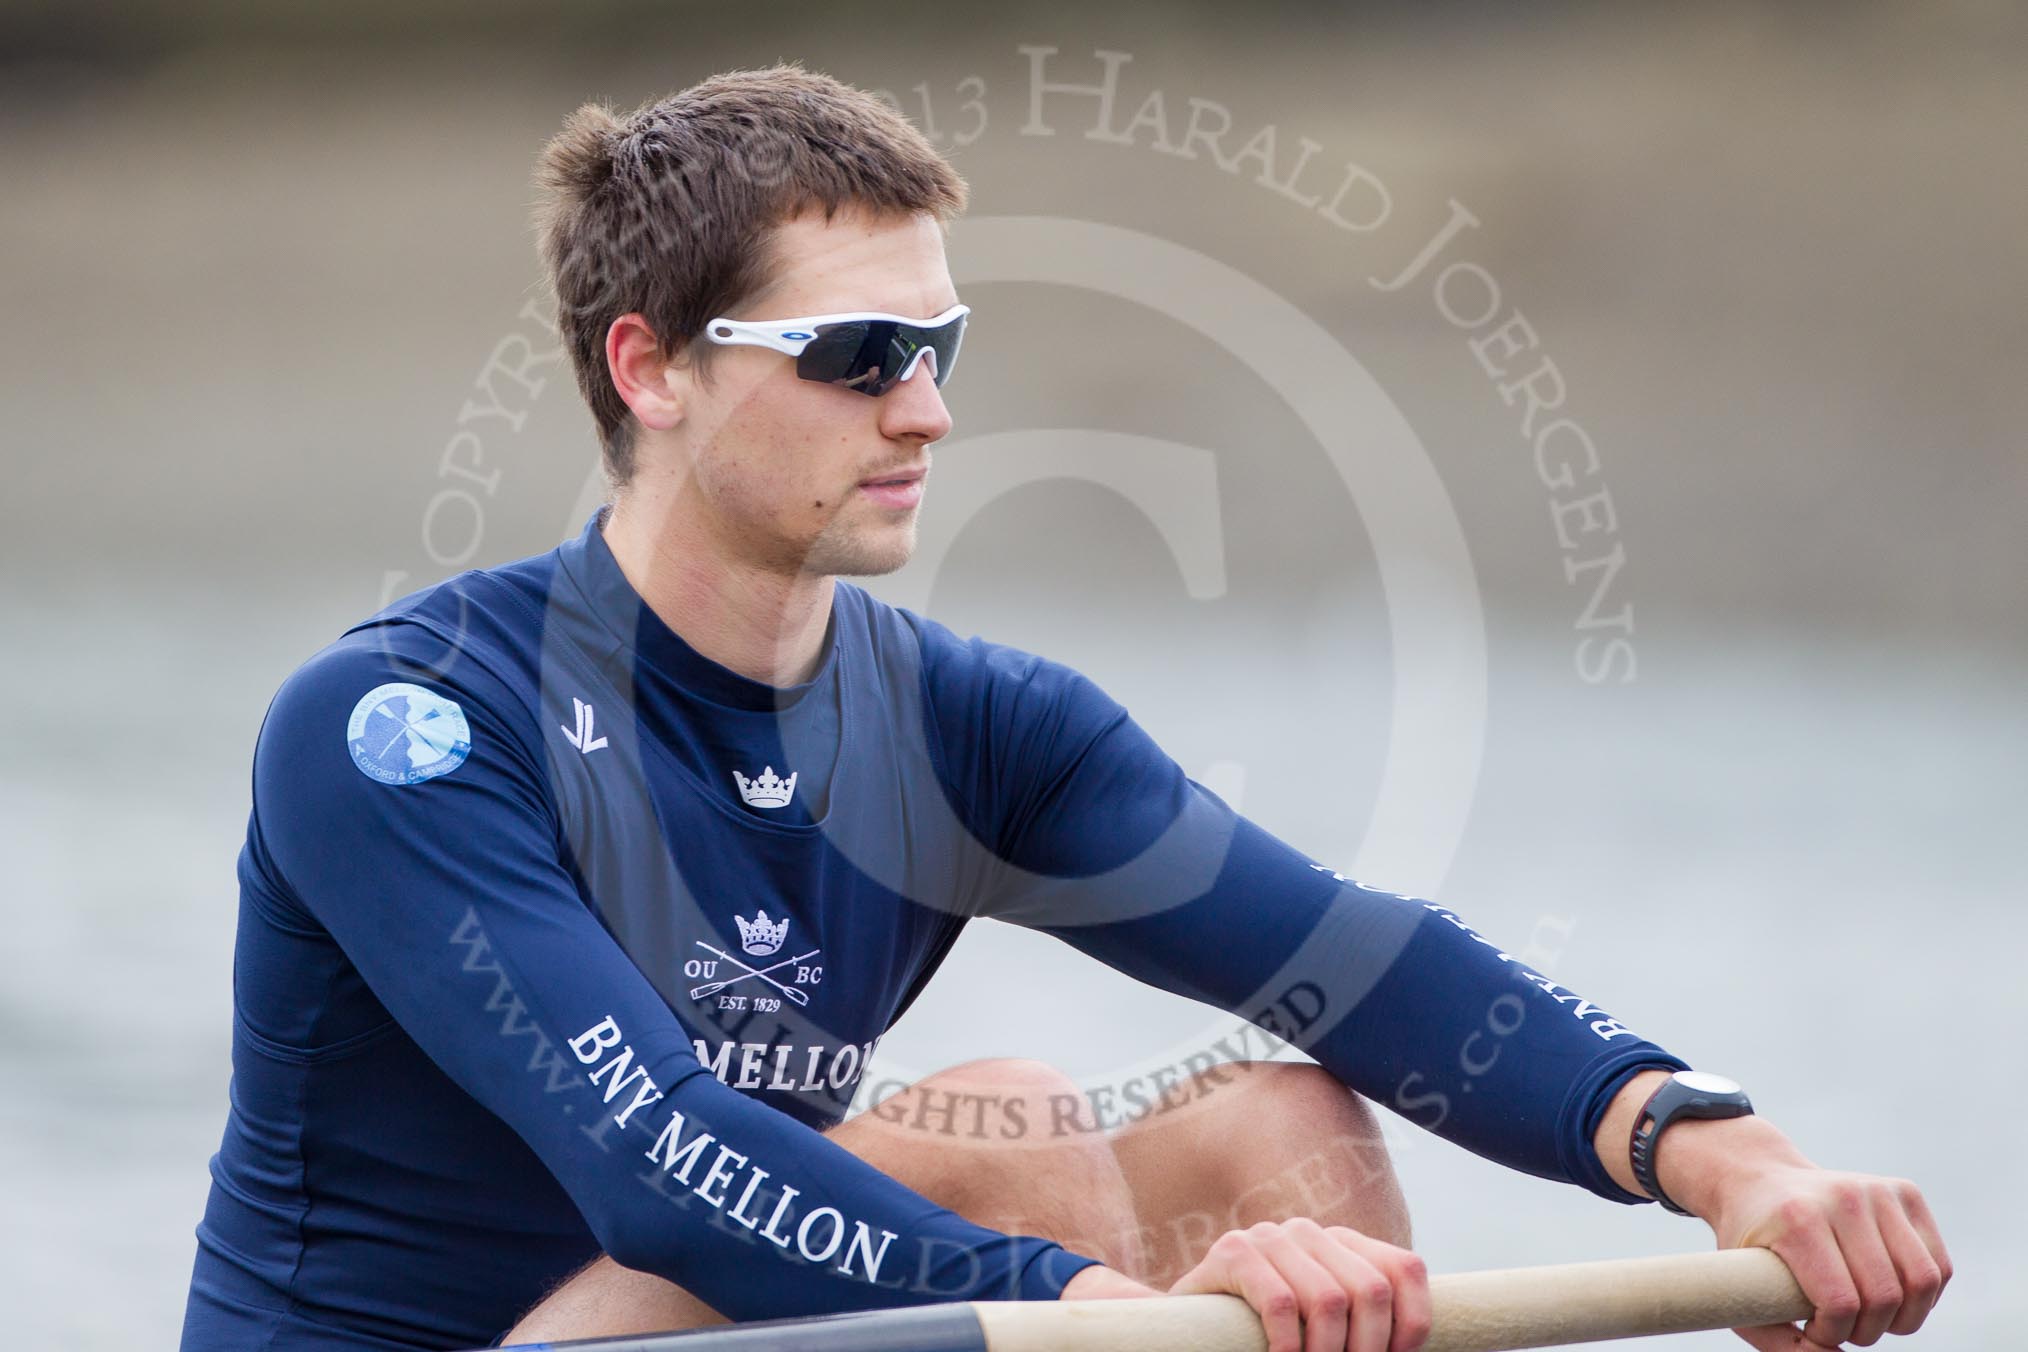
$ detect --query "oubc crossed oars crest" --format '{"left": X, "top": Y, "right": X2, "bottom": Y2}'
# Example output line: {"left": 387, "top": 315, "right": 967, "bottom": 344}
{"left": 688, "top": 943, "right": 824, "bottom": 1006}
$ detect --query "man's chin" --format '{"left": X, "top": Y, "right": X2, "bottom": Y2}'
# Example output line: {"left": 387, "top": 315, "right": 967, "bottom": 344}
{"left": 802, "top": 518, "right": 919, "bottom": 579}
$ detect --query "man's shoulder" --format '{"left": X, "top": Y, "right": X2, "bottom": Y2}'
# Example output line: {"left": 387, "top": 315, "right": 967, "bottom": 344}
{"left": 266, "top": 547, "right": 567, "bottom": 752}
{"left": 350, "top": 544, "right": 562, "bottom": 658}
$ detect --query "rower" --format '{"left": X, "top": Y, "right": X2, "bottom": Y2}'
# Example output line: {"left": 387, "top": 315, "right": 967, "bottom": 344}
{"left": 180, "top": 64, "right": 1951, "bottom": 1352}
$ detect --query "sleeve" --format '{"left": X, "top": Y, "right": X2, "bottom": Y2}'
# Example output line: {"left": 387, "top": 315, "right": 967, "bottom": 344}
{"left": 250, "top": 627, "right": 1100, "bottom": 1319}
{"left": 955, "top": 654, "right": 1686, "bottom": 1204}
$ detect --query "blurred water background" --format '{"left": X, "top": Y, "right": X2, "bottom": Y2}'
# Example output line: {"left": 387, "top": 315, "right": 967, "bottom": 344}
{"left": 2, "top": 3, "right": 2021, "bottom": 1346}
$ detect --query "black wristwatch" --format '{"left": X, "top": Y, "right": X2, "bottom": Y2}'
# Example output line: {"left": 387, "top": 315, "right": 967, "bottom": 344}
{"left": 1630, "top": 1069, "right": 1754, "bottom": 1215}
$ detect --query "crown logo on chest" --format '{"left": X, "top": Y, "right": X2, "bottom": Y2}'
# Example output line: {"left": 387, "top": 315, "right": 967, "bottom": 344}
{"left": 732, "top": 765, "right": 797, "bottom": 810}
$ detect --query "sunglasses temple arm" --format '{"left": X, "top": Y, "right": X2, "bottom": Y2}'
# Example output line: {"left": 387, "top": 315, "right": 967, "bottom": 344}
{"left": 700, "top": 318, "right": 809, "bottom": 356}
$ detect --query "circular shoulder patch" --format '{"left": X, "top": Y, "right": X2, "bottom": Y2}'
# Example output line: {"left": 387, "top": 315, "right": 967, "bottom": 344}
{"left": 346, "top": 682, "right": 473, "bottom": 785}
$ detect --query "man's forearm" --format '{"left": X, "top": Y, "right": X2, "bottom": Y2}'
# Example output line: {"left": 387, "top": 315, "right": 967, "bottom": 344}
{"left": 1591, "top": 1069, "right": 1813, "bottom": 1215}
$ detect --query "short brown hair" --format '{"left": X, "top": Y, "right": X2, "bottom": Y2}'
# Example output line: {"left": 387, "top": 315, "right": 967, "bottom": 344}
{"left": 532, "top": 64, "right": 969, "bottom": 487}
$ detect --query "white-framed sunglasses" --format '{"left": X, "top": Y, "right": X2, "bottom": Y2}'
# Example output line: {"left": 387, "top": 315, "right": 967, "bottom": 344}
{"left": 700, "top": 302, "right": 969, "bottom": 396}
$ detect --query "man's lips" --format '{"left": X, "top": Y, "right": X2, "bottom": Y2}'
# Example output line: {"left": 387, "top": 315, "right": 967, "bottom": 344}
{"left": 859, "top": 465, "right": 927, "bottom": 487}
{"left": 857, "top": 465, "right": 927, "bottom": 510}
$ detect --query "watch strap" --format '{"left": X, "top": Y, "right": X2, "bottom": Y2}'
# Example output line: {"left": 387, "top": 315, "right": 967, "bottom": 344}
{"left": 1630, "top": 1071, "right": 1754, "bottom": 1215}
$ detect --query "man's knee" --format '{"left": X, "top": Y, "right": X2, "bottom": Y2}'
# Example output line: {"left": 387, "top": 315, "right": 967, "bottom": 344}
{"left": 1233, "top": 1061, "right": 1387, "bottom": 1142}
{"left": 838, "top": 1058, "right": 1142, "bottom": 1272}
{"left": 1225, "top": 1062, "right": 1407, "bottom": 1238}
{"left": 1114, "top": 1059, "right": 1410, "bottom": 1252}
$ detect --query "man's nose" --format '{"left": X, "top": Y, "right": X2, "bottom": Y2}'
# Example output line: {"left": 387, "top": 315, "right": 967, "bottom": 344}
{"left": 879, "top": 350, "right": 953, "bottom": 442}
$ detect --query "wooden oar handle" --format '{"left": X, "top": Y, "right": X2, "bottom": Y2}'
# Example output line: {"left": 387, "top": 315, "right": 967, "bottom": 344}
{"left": 973, "top": 1249, "right": 1812, "bottom": 1352}
{"left": 1419, "top": 1248, "right": 1810, "bottom": 1352}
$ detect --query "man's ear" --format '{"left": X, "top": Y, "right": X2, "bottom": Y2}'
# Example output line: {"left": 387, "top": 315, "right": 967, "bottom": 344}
{"left": 606, "top": 313, "right": 685, "bottom": 432}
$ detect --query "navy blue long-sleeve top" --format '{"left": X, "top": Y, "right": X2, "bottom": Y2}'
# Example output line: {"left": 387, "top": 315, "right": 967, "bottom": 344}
{"left": 180, "top": 504, "right": 1684, "bottom": 1350}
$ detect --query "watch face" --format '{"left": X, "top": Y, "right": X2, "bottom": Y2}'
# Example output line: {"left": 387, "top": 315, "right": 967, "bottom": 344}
{"left": 1676, "top": 1070, "right": 1742, "bottom": 1095}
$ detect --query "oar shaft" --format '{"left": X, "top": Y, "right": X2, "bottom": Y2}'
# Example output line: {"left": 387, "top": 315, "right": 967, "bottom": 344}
{"left": 972, "top": 1249, "right": 1810, "bottom": 1352}
{"left": 1420, "top": 1248, "right": 1809, "bottom": 1352}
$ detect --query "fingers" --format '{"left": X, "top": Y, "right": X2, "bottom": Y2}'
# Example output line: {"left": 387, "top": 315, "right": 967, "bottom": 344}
{"left": 1758, "top": 1199, "right": 1863, "bottom": 1349}
{"left": 1734, "top": 1173, "right": 1951, "bottom": 1348}
{"left": 1321, "top": 1225, "right": 1431, "bottom": 1352}
{"left": 1892, "top": 1177, "right": 1953, "bottom": 1306}
{"left": 1170, "top": 1221, "right": 1428, "bottom": 1352}
{"left": 1186, "top": 1230, "right": 1307, "bottom": 1352}
{"left": 1251, "top": 1223, "right": 1356, "bottom": 1352}
{"left": 1824, "top": 1190, "right": 1902, "bottom": 1347}
{"left": 1877, "top": 1187, "right": 1948, "bottom": 1337}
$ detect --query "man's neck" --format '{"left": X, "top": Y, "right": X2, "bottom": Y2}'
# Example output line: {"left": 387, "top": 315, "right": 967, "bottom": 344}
{"left": 601, "top": 490, "right": 835, "bottom": 689}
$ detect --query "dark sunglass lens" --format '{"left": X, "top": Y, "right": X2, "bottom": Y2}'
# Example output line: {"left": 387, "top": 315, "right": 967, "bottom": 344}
{"left": 799, "top": 320, "right": 896, "bottom": 395}
{"left": 796, "top": 313, "right": 966, "bottom": 396}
